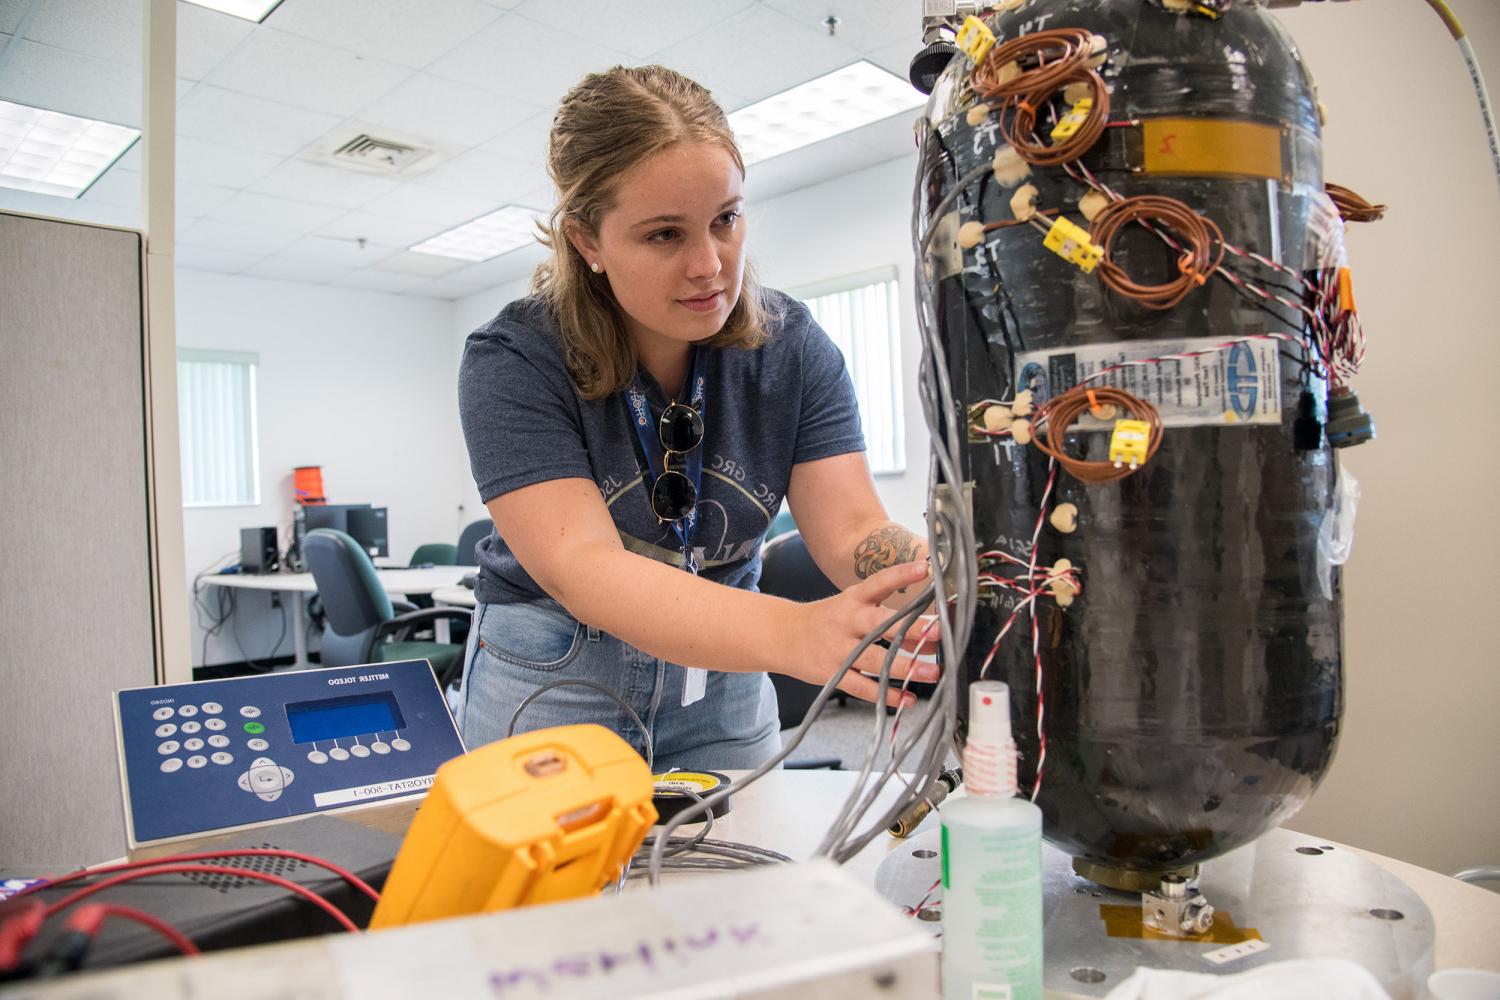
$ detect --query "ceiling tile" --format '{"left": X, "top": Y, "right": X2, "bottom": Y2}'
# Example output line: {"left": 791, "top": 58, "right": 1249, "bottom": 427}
{"left": 175, "top": 134, "right": 282, "bottom": 187}
{"left": 177, "top": 178, "right": 240, "bottom": 218}
{"left": 332, "top": 268, "right": 429, "bottom": 294}
{"left": 426, "top": 14, "right": 631, "bottom": 104}
{"left": 318, "top": 209, "right": 445, "bottom": 248}
{"left": 512, "top": 0, "right": 754, "bottom": 60}
{"left": 842, "top": 112, "right": 922, "bottom": 159}
{"left": 203, "top": 27, "right": 411, "bottom": 118}
{"left": 178, "top": 86, "right": 341, "bottom": 156}
{"left": 742, "top": 136, "right": 888, "bottom": 204}
{"left": 268, "top": 0, "right": 502, "bottom": 70}
{"left": 411, "top": 149, "right": 547, "bottom": 204}
{"left": 174, "top": 243, "right": 263, "bottom": 274}
{"left": 178, "top": 4, "right": 258, "bottom": 81}
{"left": 0, "top": 3, "right": 22, "bottom": 33}
{"left": 23, "top": 2, "right": 250, "bottom": 81}
{"left": 277, "top": 234, "right": 399, "bottom": 269}
{"left": 208, "top": 190, "right": 347, "bottom": 230}
{"left": 761, "top": 0, "right": 922, "bottom": 56}
{"left": 80, "top": 165, "right": 140, "bottom": 208}
{"left": 182, "top": 217, "right": 300, "bottom": 256}
{"left": 358, "top": 182, "right": 498, "bottom": 229}
{"left": 445, "top": 245, "right": 545, "bottom": 286}
{"left": 244, "top": 256, "right": 350, "bottom": 284}
{"left": 650, "top": 6, "right": 862, "bottom": 104}
{"left": 358, "top": 72, "right": 542, "bottom": 149}
{"left": 249, "top": 159, "right": 401, "bottom": 209}
{"left": 0, "top": 40, "right": 140, "bottom": 125}
{"left": 481, "top": 109, "right": 552, "bottom": 167}
{"left": 372, "top": 250, "right": 470, "bottom": 278}
{"left": 23, "top": 0, "right": 137, "bottom": 66}
{"left": 866, "top": 38, "right": 923, "bottom": 82}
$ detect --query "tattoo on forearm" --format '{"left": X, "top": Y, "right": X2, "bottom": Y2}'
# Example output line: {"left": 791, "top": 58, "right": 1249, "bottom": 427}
{"left": 853, "top": 525, "right": 923, "bottom": 580}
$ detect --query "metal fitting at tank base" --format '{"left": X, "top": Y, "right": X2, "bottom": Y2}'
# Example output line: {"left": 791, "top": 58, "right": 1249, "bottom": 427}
{"left": 1325, "top": 386, "right": 1376, "bottom": 448}
{"left": 1142, "top": 874, "right": 1216, "bottom": 937}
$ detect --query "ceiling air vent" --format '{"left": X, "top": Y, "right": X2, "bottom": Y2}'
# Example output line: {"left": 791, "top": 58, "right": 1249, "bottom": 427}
{"left": 330, "top": 134, "right": 428, "bottom": 173}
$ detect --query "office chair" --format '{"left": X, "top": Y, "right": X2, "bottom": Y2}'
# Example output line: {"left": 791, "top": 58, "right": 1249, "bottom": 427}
{"left": 412, "top": 542, "right": 459, "bottom": 566}
{"left": 457, "top": 519, "right": 490, "bottom": 565}
{"left": 303, "top": 529, "right": 471, "bottom": 690}
{"left": 407, "top": 542, "right": 460, "bottom": 613}
{"left": 758, "top": 530, "right": 844, "bottom": 769}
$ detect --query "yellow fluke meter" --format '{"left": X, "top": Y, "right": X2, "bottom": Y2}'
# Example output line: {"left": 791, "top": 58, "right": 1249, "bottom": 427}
{"left": 369, "top": 724, "right": 656, "bottom": 929}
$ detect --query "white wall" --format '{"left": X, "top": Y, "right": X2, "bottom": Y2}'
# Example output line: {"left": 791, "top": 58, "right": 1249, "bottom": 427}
{"left": 178, "top": 270, "right": 467, "bottom": 666}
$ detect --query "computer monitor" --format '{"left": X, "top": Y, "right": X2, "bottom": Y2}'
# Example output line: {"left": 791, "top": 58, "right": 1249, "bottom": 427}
{"left": 346, "top": 507, "right": 389, "bottom": 559}
{"left": 302, "top": 503, "right": 370, "bottom": 535}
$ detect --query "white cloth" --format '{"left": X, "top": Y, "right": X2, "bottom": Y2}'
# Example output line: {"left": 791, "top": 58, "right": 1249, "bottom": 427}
{"left": 1104, "top": 958, "right": 1390, "bottom": 1000}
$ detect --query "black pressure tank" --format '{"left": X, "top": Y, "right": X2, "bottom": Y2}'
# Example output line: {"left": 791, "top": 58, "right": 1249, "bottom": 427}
{"left": 926, "top": 0, "right": 1344, "bottom": 886}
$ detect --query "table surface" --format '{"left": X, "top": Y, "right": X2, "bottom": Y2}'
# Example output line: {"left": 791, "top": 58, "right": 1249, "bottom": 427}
{"left": 430, "top": 585, "right": 476, "bottom": 608}
{"left": 202, "top": 566, "right": 475, "bottom": 596}
{"left": 700, "top": 771, "right": 1500, "bottom": 976}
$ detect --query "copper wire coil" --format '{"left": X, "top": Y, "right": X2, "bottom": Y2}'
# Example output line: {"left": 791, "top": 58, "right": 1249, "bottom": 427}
{"left": 1032, "top": 385, "right": 1163, "bottom": 484}
{"left": 1003, "top": 68, "right": 1111, "bottom": 166}
{"left": 1089, "top": 195, "right": 1225, "bottom": 310}
{"left": 1324, "top": 182, "right": 1386, "bottom": 223}
{"left": 971, "top": 28, "right": 1097, "bottom": 100}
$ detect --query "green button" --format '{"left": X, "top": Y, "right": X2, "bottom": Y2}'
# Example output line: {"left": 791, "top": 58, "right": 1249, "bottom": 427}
{"left": 243, "top": 721, "right": 265, "bottom": 734}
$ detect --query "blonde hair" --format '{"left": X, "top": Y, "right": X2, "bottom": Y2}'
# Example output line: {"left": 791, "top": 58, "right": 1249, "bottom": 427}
{"left": 532, "top": 65, "right": 774, "bottom": 399}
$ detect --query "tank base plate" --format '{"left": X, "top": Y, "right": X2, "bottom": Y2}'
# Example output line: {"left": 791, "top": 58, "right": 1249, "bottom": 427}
{"left": 874, "top": 826, "right": 1434, "bottom": 999}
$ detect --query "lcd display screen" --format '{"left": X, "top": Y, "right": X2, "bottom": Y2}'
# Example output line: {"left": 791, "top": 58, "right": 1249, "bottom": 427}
{"left": 285, "top": 691, "right": 405, "bottom": 744}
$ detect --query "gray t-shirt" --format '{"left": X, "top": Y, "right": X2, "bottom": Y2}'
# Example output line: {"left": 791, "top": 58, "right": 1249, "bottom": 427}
{"left": 458, "top": 290, "right": 865, "bottom": 606}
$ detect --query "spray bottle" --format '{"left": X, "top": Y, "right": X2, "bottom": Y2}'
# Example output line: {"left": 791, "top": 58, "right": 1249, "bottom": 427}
{"left": 941, "top": 679, "right": 1044, "bottom": 1000}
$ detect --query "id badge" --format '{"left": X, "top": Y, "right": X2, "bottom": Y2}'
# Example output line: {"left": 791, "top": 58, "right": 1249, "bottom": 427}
{"left": 682, "top": 666, "right": 707, "bottom": 707}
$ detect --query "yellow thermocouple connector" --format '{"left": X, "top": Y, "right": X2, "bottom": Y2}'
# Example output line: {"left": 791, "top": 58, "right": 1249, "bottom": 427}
{"left": 1109, "top": 419, "right": 1152, "bottom": 469}
{"left": 1050, "top": 98, "right": 1094, "bottom": 141}
{"left": 956, "top": 16, "right": 996, "bottom": 64}
{"left": 1043, "top": 217, "right": 1104, "bottom": 273}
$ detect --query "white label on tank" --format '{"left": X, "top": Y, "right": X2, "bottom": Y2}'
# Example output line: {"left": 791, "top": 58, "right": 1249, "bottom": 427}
{"left": 314, "top": 774, "right": 434, "bottom": 808}
{"left": 1014, "top": 335, "right": 1284, "bottom": 428}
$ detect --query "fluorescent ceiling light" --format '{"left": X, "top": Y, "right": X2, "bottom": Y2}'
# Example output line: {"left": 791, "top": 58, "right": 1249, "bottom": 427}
{"left": 410, "top": 205, "right": 548, "bottom": 262}
{"left": 181, "top": 0, "right": 283, "bottom": 22}
{"left": 0, "top": 101, "right": 139, "bottom": 199}
{"left": 729, "top": 60, "right": 923, "bottom": 166}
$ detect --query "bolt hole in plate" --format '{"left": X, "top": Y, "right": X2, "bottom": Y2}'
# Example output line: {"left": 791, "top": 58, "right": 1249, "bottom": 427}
{"left": 917, "top": 908, "right": 942, "bottom": 922}
{"left": 1071, "top": 967, "right": 1108, "bottom": 984}
{"left": 1369, "top": 909, "right": 1405, "bottom": 921}
{"left": 913, "top": 849, "right": 938, "bottom": 859}
{"left": 1297, "top": 846, "right": 1325, "bottom": 855}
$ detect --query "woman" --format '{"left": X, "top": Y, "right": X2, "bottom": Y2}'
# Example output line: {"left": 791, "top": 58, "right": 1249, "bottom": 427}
{"left": 456, "top": 65, "right": 934, "bottom": 771}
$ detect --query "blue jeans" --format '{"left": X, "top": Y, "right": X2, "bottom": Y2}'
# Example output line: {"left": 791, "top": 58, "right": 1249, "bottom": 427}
{"left": 455, "top": 599, "right": 782, "bottom": 772}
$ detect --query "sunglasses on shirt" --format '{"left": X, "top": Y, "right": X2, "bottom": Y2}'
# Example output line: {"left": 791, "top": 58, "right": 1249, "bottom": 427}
{"left": 652, "top": 401, "right": 704, "bottom": 524}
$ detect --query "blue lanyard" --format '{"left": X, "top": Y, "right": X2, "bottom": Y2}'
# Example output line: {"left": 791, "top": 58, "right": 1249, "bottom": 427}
{"left": 626, "top": 346, "right": 708, "bottom": 574}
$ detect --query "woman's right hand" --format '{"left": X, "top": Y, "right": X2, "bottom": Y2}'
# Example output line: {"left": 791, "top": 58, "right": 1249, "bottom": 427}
{"left": 775, "top": 561, "right": 941, "bottom": 707}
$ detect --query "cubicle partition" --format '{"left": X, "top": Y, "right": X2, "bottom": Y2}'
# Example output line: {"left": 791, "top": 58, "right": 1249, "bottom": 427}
{"left": 0, "top": 211, "right": 159, "bottom": 867}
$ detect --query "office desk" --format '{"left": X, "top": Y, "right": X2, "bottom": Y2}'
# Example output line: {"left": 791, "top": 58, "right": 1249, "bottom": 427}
{"left": 203, "top": 567, "right": 476, "bottom": 668}
{"left": 430, "top": 585, "right": 476, "bottom": 609}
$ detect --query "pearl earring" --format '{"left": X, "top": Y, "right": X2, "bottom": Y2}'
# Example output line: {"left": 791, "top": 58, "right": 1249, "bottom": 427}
{"left": 590, "top": 261, "right": 602, "bottom": 273}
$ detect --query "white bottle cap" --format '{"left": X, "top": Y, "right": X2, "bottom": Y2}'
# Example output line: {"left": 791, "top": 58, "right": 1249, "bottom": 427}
{"left": 968, "top": 680, "right": 1013, "bottom": 745}
{"left": 964, "top": 681, "right": 1018, "bottom": 797}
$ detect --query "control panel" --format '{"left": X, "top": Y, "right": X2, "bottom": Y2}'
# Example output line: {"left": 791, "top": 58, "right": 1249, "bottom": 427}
{"left": 115, "top": 660, "right": 465, "bottom": 849}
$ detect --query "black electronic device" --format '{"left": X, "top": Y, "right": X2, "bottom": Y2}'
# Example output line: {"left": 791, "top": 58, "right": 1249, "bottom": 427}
{"left": 16, "top": 814, "right": 400, "bottom": 971}
{"left": 345, "top": 507, "right": 389, "bottom": 559}
{"left": 300, "top": 503, "right": 371, "bottom": 536}
{"left": 238, "top": 527, "right": 279, "bottom": 574}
